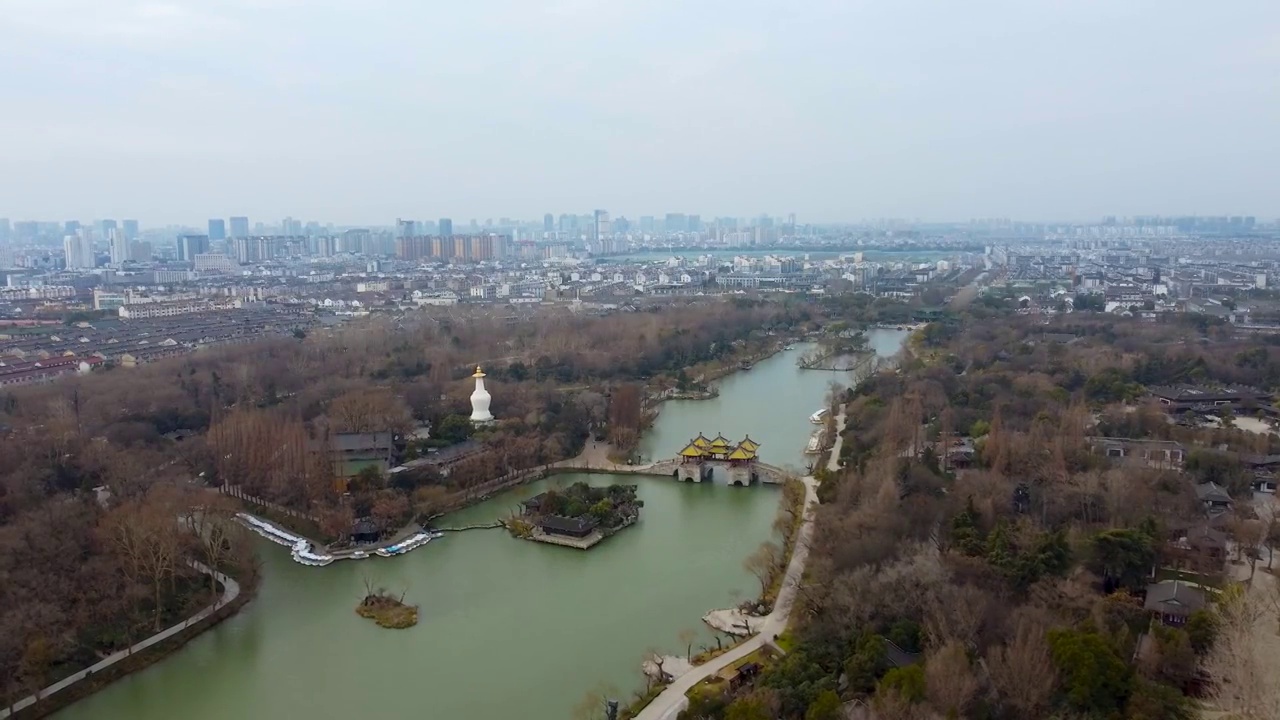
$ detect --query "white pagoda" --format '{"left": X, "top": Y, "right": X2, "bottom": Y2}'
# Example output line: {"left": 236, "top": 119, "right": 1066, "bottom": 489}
{"left": 469, "top": 366, "right": 494, "bottom": 424}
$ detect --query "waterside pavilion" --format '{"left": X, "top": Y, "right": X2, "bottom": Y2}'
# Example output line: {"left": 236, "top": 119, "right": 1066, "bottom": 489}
{"left": 676, "top": 433, "right": 762, "bottom": 485}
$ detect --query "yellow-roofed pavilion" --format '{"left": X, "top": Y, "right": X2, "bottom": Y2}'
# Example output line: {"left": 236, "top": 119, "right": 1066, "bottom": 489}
{"left": 679, "top": 442, "right": 707, "bottom": 459}
{"left": 673, "top": 433, "right": 764, "bottom": 485}
{"left": 676, "top": 434, "right": 762, "bottom": 464}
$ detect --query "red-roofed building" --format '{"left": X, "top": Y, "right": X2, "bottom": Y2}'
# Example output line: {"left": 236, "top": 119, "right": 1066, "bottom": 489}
{"left": 0, "top": 356, "right": 104, "bottom": 387}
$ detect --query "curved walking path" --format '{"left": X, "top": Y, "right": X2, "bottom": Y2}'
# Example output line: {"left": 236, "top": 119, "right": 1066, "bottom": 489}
{"left": 635, "top": 474, "right": 818, "bottom": 720}
{"left": 1, "top": 562, "right": 239, "bottom": 719}
{"left": 827, "top": 409, "right": 847, "bottom": 474}
{"left": 634, "top": 411, "right": 843, "bottom": 720}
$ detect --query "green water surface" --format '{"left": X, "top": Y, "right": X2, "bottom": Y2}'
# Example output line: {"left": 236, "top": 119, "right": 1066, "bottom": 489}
{"left": 55, "top": 331, "right": 906, "bottom": 720}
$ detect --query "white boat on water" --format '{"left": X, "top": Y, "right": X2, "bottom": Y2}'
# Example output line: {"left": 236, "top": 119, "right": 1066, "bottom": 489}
{"left": 805, "top": 429, "right": 824, "bottom": 454}
{"left": 293, "top": 540, "right": 334, "bottom": 566}
{"left": 810, "top": 408, "right": 829, "bottom": 424}
{"left": 237, "top": 513, "right": 335, "bottom": 567}
{"left": 375, "top": 531, "right": 439, "bottom": 557}
{"left": 238, "top": 513, "right": 445, "bottom": 566}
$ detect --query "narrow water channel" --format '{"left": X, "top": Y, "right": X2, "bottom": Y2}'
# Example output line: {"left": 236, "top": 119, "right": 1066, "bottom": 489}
{"left": 56, "top": 331, "right": 907, "bottom": 720}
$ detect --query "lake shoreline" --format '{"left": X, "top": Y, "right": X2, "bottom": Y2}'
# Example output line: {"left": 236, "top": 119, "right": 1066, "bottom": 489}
{"left": 58, "top": 331, "right": 908, "bottom": 720}
{"left": 8, "top": 569, "right": 260, "bottom": 720}
{"left": 221, "top": 336, "right": 791, "bottom": 555}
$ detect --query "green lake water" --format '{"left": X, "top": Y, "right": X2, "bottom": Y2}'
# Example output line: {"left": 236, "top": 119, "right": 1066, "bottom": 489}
{"left": 56, "top": 331, "right": 906, "bottom": 720}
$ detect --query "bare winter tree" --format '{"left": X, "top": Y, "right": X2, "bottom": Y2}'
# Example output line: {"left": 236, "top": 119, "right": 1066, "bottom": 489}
{"left": 938, "top": 406, "right": 955, "bottom": 472}
{"left": 643, "top": 648, "right": 669, "bottom": 687}
{"left": 679, "top": 627, "right": 698, "bottom": 661}
{"left": 987, "top": 617, "right": 1057, "bottom": 717}
{"left": 743, "top": 541, "right": 783, "bottom": 598}
{"left": 882, "top": 398, "right": 914, "bottom": 457}
{"left": 195, "top": 499, "right": 246, "bottom": 600}
{"left": 925, "top": 640, "right": 980, "bottom": 717}
{"left": 359, "top": 572, "right": 378, "bottom": 600}
{"left": 1229, "top": 516, "right": 1266, "bottom": 576}
{"left": 328, "top": 388, "right": 412, "bottom": 434}
{"left": 101, "top": 488, "right": 184, "bottom": 630}
{"left": 826, "top": 381, "right": 845, "bottom": 411}
{"left": 570, "top": 682, "right": 620, "bottom": 720}
{"left": 1266, "top": 515, "right": 1280, "bottom": 570}
{"left": 923, "top": 584, "right": 990, "bottom": 652}
{"left": 1202, "top": 586, "right": 1280, "bottom": 719}
{"left": 872, "top": 686, "right": 938, "bottom": 720}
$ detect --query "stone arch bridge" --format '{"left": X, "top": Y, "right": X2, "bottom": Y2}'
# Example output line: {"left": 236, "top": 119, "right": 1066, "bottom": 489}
{"left": 556, "top": 433, "right": 793, "bottom": 486}
{"left": 648, "top": 459, "right": 790, "bottom": 486}
{"left": 659, "top": 433, "right": 792, "bottom": 486}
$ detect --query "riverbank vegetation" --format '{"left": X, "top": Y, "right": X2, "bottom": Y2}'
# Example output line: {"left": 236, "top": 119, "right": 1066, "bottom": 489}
{"left": 0, "top": 491, "right": 259, "bottom": 713}
{"left": 685, "top": 312, "right": 1280, "bottom": 719}
{"left": 356, "top": 577, "right": 418, "bottom": 630}
{"left": 6, "top": 300, "right": 821, "bottom": 539}
{"left": 0, "top": 295, "right": 909, "bottom": 713}
{"left": 4, "top": 567, "right": 257, "bottom": 720}
{"left": 513, "top": 482, "right": 642, "bottom": 537}
{"left": 742, "top": 478, "right": 806, "bottom": 613}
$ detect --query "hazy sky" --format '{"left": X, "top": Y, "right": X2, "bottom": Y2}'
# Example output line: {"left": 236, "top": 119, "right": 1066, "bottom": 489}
{"left": 1, "top": 0, "right": 1277, "bottom": 225}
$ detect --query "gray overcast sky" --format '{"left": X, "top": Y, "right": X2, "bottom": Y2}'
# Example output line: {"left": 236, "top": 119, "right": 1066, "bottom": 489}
{"left": 1, "top": 0, "right": 1278, "bottom": 226}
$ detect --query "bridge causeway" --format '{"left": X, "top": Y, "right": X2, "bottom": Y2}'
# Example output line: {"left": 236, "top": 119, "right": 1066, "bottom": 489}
{"left": 558, "top": 458, "right": 789, "bottom": 486}
{"left": 555, "top": 433, "right": 791, "bottom": 486}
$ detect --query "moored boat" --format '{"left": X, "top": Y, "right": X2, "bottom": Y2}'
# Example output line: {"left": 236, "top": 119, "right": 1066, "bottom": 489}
{"left": 375, "top": 531, "right": 439, "bottom": 557}
{"left": 237, "top": 513, "right": 336, "bottom": 566}
{"left": 805, "top": 429, "right": 824, "bottom": 454}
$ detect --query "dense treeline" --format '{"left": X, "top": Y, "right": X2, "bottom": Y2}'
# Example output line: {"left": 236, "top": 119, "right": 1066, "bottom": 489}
{"left": 0, "top": 299, "right": 816, "bottom": 516}
{"left": 0, "top": 487, "right": 258, "bottom": 711}
{"left": 686, "top": 313, "right": 1280, "bottom": 720}
{"left": 0, "top": 298, "right": 841, "bottom": 706}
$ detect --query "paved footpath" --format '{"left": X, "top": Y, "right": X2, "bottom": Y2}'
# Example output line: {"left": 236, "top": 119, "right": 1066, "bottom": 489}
{"left": 826, "top": 410, "right": 847, "bottom": 474}
{"left": 634, "top": 411, "right": 838, "bottom": 720}
{"left": 1, "top": 562, "right": 239, "bottom": 719}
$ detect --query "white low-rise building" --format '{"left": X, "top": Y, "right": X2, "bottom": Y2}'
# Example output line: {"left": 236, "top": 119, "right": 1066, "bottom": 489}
{"left": 118, "top": 299, "right": 238, "bottom": 319}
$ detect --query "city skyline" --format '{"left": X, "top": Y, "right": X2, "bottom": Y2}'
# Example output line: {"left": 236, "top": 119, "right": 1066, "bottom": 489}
{"left": 2, "top": 210, "right": 1276, "bottom": 235}
{"left": 1, "top": 1, "right": 1277, "bottom": 223}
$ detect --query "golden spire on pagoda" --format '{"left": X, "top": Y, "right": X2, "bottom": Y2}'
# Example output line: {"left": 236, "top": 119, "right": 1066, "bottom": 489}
{"left": 472, "top": 366, "right": 486, "bottom": 378}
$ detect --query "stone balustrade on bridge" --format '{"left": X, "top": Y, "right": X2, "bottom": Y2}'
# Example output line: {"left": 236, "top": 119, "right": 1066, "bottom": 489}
{"left": 557, "top": 455, "right": 789, "bottom": 487}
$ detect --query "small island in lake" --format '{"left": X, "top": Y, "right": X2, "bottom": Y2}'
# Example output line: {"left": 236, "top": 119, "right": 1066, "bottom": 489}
{"left": 511, "top": 482, "right": 643, "bottom": 549}
{"left": 356, "top": 579, "right": 418, "bottom": 629}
